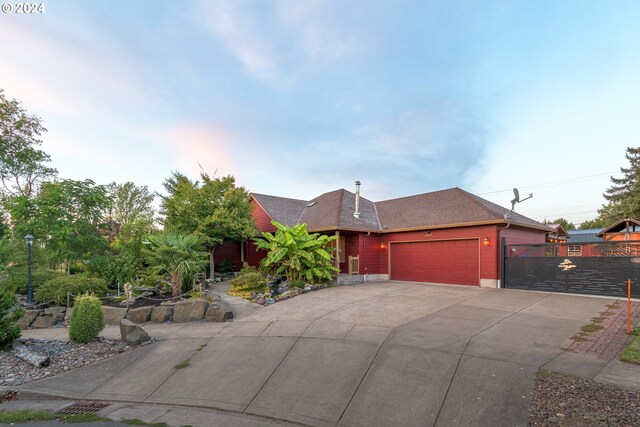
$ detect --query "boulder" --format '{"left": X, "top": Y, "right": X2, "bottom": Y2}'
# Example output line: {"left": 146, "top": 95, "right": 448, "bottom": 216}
{"left": 150, "top": 305, "right": 173, "bottom": 323}
{"left": 172, "top": 299, "right": 208, "bottom": 323}
{"left": 204, "top": 298, "right": 234, "bottom": 322}
{"left": 64, "top": 307, "right": 73, "bottom": 325}
{"left": 119, "top": 319, "right": 150, "bottom": 346}
{"left": 30, "top": 315, "right": 56, "bottom": 329}
{"left": 126, "top": 306, "right": 153, "bottom": 324}
{"left": 43, "top": 306, "right": 66, "bottom": 316}
{"left": 102, "top": 306, "right": 128, "bottom": 325}
{"left": 17, "top": 310, "right": 39, "bottom": 329}
{"left": 14, "top": 343, "right": 50, "bottom": 367}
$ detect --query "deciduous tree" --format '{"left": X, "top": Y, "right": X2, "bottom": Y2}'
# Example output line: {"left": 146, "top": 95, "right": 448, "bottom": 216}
{"left": 0, "top": 89, "right": 56, "bottom": 198}
{"left": 6, "top": 179, "right": 109, "bottom": 273}
{"left": 160, "top": 172, "right": 257, "bottom": 277}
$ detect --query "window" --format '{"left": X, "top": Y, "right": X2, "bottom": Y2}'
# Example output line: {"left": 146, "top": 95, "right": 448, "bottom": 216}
{"left": 568, "top": 245, "right": 582, "bottom": 256}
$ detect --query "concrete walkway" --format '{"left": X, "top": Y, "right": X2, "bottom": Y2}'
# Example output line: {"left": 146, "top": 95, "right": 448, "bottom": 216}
{"left": 9, "top": 281, "right": 640, "bottom": 427}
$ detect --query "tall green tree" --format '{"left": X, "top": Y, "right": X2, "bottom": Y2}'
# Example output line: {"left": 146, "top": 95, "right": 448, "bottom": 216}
{"left": 579, "top": 218, "right": 607, "bottom": 229}
{"left": 599, "top": 147, "right": 640, "bottom": 223}
{"left": 0, "top": 89, "right": 57, "bottom": 198}
{"left": 104, "top": 181, "right": 156, "bottom": 250}
{"left": 6, "top": 179, "right": 109, "bottom": 273}
{"left": 160, "top": 172, "right": 257, "bottom": 278}
{"left": 144, "top": 232, "right": 208, "bottom": 296}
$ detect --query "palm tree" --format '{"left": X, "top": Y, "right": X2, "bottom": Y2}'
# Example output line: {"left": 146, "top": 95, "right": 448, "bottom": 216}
{"left": 144, "top": 232, "right": 208, "bottom": 297}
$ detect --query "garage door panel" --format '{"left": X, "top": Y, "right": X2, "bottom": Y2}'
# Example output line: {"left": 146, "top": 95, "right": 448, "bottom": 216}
{"left": 390, "top": 240, "right": 479, "bottom": 286}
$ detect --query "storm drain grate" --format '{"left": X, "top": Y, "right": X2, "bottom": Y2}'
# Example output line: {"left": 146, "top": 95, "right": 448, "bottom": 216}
{"left": 55, "top": 401, "right": 110, "bottom": 415}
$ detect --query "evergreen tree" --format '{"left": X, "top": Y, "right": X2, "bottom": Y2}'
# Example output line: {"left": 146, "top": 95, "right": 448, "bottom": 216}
{"left": 600, "top": 147, "right": 640, "bottom": 223}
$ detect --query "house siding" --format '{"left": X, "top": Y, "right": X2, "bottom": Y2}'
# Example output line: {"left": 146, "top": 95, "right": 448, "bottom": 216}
{"left": 246, "top": 241, "right": 268, "bottom": 268}
{"left": 252, "top": 200, "right": 277, "bottom": 233}
{"left": 213, "top": 240, "right": 243, "bottom": 272}
{"left": 359, "top": 234, "right": 382, "bottom": 275}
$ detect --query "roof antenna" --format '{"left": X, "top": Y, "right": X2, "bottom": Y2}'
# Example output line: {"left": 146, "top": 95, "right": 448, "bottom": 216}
{"left": 505, "top": 188, "right": 532, "bottom": 218}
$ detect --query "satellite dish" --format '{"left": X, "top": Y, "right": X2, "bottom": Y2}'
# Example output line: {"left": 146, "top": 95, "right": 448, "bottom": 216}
{"left": 505, "top": 187, "right": 533, "bottom": 218}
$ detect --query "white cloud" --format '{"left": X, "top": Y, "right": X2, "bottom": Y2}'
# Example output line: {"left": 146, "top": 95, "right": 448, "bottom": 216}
{"left": 196, "top": 0, "right": 365, "bottom": 84}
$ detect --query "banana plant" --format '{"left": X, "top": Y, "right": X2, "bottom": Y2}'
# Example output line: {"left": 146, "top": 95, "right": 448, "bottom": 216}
{"left": 254, "top": 221, "right": 339, "bottom": 283}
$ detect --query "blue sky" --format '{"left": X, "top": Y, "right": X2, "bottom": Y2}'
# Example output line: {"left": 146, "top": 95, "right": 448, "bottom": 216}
{"left": 2, "top": 0, "right": 639, "bottom": 225}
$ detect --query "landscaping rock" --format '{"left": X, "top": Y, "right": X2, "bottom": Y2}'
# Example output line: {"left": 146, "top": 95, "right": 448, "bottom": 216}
{"left": 119, "top": 319, "right": 150, "bottom": 346}
{"left": 14, "top": 343, "right": 50, "bottom": 367}
{"left": 17, "top": 310, "right": 39, "bottom": 329}
{"left": 64, "top": 307, "right": 73, "bottom": 325}
{"left": 30, "top": 315, "right": 57, "bottom": 329}
{"left": 102, "top": 306, "right": 128, "bottom": 325}
{"left": 173, "top": 299, "right": 208, "bottom": 323}
{"left": 126, "top": 306, "right": 153, "bottom": 324}
{"left": 150, "top": 305, "right": 173, "bottom": 323}
{"left": 43, "top": 307, "right": 66, "bottom": 316}
{"left": 204, "top": 298, "right": 233, "bottom": 322}
{"left": 281, "top": 288, "right": 301, "bottom": 299}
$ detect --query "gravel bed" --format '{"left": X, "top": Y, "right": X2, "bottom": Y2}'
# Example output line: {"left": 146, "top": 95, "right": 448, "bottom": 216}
{"left": 529, "top": 370, "right": 640, "bottom": 426}
{"left": 0, "top": 337, "right": 155, "bottom": 386}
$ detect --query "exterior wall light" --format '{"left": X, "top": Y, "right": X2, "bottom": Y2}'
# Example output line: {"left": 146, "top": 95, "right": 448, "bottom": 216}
{"left": 483, "top": 237, "right": 490, "bottom": 246}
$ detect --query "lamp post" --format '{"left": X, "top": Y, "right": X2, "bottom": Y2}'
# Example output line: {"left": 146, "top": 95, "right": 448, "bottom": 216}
{"left": 24, "top": 234, "right": 34, "bottom": 304}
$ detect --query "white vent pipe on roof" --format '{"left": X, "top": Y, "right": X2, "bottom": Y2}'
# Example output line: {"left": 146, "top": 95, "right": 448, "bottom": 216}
{"left": 354, "top": 179, "right": 361, "bottom": 219}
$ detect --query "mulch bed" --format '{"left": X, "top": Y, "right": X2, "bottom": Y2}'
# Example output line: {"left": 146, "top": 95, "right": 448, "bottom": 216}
{"left": 529, "top": 370, "right": 640, "bottom": 426}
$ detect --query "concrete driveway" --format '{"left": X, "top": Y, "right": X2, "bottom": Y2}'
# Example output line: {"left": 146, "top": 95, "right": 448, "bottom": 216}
{"left": 16, "top": 281, "right": 621, "bottom": 427}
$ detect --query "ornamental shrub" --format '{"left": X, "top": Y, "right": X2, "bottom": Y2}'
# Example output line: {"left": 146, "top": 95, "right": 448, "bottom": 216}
{"left": 36, "top": 276, "right": 108, "bottom": 306}
{"left": 3, "top": 268, "right": 64, "bottom": 294}
{"left": 228, "top": 272, "right": 267, "bottom": 299}
{"left": 0, "top": 288, "right": 24, "bottom": 350}
{"left": 68, "top": 293, "right": 104, "bottom": 343}
{"left": 217, "top": 259, "right": 236, "bottom": 273}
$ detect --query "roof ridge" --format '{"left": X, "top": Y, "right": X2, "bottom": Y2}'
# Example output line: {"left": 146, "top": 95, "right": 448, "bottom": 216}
{"left": 455, "top": 188, "right": 503, "bottom": 219}
{"left": 378, "top": 187, "right": 458, "bottom": 204}
{"left": 373, "top": 201, "right": 383, "bottom": 230}
{"left": 250, "top": 192, "right": 308, "bottom": 204}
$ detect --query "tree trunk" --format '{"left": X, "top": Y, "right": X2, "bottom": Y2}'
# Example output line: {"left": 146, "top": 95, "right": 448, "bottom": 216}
{"left": 172, "top": 272, "right": 181, "bottom": 297}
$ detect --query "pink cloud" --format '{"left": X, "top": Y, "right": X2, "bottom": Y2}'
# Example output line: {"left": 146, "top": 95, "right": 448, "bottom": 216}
{"left": 163, "top": 125, "right": 238, "bottom": 179}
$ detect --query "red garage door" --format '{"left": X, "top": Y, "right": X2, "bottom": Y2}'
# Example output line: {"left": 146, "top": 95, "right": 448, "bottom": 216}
{"left": 390, "top": 240, "right": 479, "bottom": 286}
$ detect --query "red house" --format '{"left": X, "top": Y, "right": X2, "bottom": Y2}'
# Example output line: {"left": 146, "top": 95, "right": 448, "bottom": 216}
{"left": 215, "top": 183, "right": 550, "bottom": 288}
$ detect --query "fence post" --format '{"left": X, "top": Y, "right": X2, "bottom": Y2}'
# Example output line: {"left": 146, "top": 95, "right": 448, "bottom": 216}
{"left": 67, "top": 292, "right": 70, "bottom": 311}
{"left": 628, "top": 279, "right": 632, "bottom": 334}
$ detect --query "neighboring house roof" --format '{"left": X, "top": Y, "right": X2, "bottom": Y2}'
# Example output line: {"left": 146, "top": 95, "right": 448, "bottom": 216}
{"left": 595, "top": 218, "right": 640, "bottom": 237}
{"left": 567, "top": 228, "right": 604, "bottom": 243}
{"left": 547, "top": 224, "right": 570, "bottom": 238}
{"left": 251, "top": 187, "right": 551, "bottom": 233}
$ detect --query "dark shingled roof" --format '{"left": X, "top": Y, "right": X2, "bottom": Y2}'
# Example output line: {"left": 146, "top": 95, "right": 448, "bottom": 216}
{"left": 251, "top": 193, "right": 307, "bottom": 228}
{"left": 251, "top": 187, "right": 550, "bottom": 232}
